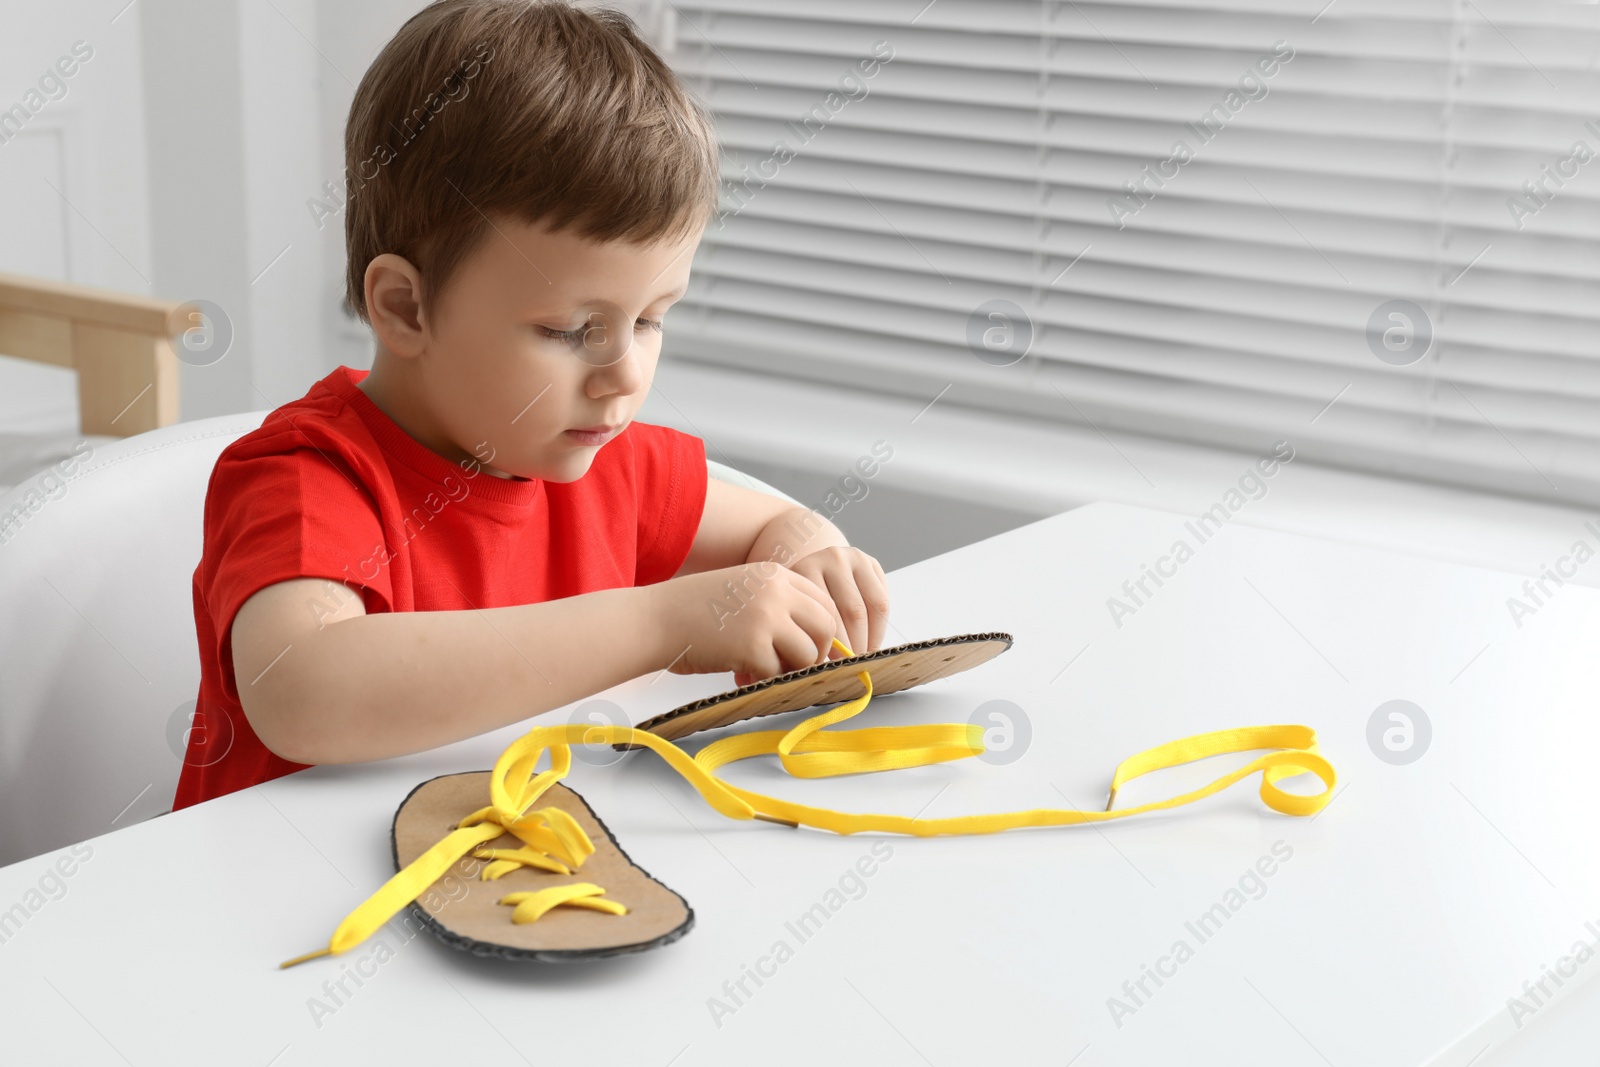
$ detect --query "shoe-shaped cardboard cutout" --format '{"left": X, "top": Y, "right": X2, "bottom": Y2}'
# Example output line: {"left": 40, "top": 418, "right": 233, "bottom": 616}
{"left": 624, "top": 632, "right": 1015, "bottom": 746}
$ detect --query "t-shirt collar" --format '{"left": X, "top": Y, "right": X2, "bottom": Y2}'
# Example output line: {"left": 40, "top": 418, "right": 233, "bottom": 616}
{"left": 327, "top": 366, "right": 546, "bottom": 506}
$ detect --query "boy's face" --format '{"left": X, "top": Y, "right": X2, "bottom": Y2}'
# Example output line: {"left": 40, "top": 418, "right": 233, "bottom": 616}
{"left": 380, "top": 215, "right": 702, "bottom": 482}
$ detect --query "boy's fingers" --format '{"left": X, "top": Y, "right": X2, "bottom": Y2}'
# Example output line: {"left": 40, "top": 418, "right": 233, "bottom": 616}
{"left": 829, "top": 578, "right": 868, "bottom": 660}
{"left": 778, "top": 570, "right": 841, "bottom": 665}
{"left": 785, "top": 566, "right": 833, "bottom": 610}
{"left": 799, "top": 563, "right": 862, "bottom": 659}
{"left": 830, "top": 554, "right": 887, "bottom": 655}
{"left": 776, "top": 625, "right": 829, "bottom": 676}
{"left": 783, "top": 556, "right": 886, "bottom": 658}
{"left": 854, "top": 553, "right": 889, "bottom": 653}
{"left": 784, "top": 569, "right": 839, "bottom": 652}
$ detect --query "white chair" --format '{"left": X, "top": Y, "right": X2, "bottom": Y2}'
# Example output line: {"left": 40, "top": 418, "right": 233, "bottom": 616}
{"left": 0, "top": 410, "right": 799, "bottom": 868}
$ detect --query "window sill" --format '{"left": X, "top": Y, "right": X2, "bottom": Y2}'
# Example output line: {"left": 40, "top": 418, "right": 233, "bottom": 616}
{"left": 643, "top": 359, "right": 1594, "bottom": 589}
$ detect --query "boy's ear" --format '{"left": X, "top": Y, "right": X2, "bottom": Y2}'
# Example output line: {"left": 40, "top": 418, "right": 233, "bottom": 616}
{"left": 365, "top": 253, "right": 428, "bottom": 358}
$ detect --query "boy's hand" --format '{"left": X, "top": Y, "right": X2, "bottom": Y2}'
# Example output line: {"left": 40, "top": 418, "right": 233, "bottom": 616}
{"left": 781, "top": 545, "right": 889, "bottom": 663}
{"left": 726, "top": 546, "right": 889, "bottom": 687}
{"left": 652, "top": 562, "right": 838, "bottom": 684}
{"left": 650, "top": 547, "right": 890, "bottom": 687}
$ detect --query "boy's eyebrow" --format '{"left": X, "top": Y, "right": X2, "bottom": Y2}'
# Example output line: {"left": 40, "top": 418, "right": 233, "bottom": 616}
{"left": 568, "top": 282, "right": 688, "bottom": 306}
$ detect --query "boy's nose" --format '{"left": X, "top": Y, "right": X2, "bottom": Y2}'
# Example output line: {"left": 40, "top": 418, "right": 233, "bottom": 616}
{"left": 580, "top": 328, "right": 646, "bottom": 396}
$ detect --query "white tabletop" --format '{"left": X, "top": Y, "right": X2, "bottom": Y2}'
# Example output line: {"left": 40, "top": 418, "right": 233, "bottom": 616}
{"left": 3, "top": 501, "right": 1597, "bottom": 1067}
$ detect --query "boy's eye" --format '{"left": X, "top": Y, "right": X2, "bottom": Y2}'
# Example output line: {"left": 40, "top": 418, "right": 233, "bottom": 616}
{"left": 539, "top": 318, "right": 663, "bottom": 344}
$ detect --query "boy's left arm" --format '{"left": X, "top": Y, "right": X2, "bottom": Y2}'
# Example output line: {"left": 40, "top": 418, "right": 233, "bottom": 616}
{"left": 673, "top": 477, "right": 890, "bottom": 662}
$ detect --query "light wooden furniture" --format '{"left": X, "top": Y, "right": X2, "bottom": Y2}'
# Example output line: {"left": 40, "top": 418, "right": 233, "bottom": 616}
{"left": 0, "top": 270, "right": 185, "bottom": 436}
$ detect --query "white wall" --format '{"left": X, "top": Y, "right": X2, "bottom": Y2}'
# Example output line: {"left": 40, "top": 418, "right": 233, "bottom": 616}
{"left": 0, "top": 1, "right": 152, "bottom": 293}
{"left": 137, "top": 0, "right": 332, "bottom": 418}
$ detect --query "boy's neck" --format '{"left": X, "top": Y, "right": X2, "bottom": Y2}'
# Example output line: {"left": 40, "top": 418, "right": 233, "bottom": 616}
{"left": 356, "top": 352, "right": 519, "bottom": 480}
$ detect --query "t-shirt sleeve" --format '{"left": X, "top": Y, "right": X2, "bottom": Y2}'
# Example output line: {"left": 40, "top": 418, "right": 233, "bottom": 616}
{"left": 201, "top": 441, "right": 393, "bottom": 696}
{"left": 630, "top": 421, "right": 708, "bottom": 587}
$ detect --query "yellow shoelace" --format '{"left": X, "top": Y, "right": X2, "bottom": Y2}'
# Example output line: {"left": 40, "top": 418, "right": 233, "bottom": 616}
{"left": 281, "top": 638, "right": 1335, "bottom": 968}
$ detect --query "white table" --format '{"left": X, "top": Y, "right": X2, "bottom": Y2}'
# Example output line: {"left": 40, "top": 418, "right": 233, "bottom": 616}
{"left": 3, "top": 502, "right": 1598, "bottom": 1067}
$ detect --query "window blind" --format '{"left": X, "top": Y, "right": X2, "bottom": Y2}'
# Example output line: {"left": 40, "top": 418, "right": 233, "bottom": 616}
{"left": 661, "top": 0, "right": 1600, "bottom": 507}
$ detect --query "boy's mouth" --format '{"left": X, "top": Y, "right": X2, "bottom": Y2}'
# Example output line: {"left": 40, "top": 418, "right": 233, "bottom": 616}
{"left": 564, "top": 425, "right": 619, "bottom": 445}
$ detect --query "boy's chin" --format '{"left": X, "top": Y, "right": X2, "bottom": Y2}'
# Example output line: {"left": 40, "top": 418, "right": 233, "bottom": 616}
{"left": 522, "top": 451, "right": 600, "bottom": 483}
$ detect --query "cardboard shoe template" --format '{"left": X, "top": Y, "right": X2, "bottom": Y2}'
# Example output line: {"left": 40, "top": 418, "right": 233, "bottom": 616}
{"left": 281, "top": 633, "right": 1336, "bottom": 968}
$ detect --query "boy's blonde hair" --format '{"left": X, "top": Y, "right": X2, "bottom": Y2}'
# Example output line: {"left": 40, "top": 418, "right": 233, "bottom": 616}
{"left": 342, "top": 0, "right": 719, "bottom": 322}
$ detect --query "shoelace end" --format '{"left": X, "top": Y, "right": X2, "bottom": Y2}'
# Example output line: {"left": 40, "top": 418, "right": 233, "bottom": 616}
{"left": 752, "top": 812, "right": 799, "bottom": 828}
{"left": 279, "top": 947, "right": 331, "bottom": 969}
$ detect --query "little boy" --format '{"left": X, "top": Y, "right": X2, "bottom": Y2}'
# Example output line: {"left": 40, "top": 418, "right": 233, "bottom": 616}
{"left": 173, "top": 0, "right": 889, "bottom": 809}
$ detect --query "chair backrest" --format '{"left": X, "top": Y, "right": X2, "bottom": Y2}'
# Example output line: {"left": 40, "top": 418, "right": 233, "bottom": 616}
{"left": 706, "top": 457, "right": 799, "bottom": 507}
{"left": 0, "top": 411, "right": 268, "bottom": 867}
{"left": 0, "top": 412, "right": 798, "bottom": 867}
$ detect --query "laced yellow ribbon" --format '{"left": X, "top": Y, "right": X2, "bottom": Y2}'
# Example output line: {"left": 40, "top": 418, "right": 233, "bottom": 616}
{"left": 281, "top": 638, "right": 1335, "bottom": 968}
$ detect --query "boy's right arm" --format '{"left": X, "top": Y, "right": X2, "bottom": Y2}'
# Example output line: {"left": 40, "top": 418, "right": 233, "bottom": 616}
{"left": 231, "top": 562, "right": 840, "bottom": 765}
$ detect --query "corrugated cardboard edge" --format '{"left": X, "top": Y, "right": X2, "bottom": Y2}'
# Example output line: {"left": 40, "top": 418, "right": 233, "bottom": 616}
{"left": 621, "top": 632, "right": 1015, "bottom": 748}
{"left": 388, "top": 774, "right": 695, "bottom": 962}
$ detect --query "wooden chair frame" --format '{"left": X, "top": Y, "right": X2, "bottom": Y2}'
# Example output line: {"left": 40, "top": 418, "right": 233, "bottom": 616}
{"left": 0, "top": 271, "right": 184, "bottom": 437}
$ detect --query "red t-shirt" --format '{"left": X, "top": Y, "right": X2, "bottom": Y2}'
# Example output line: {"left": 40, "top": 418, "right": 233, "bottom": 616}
{"left": 172, "top": 366, "right": 707, "bottom": 810}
